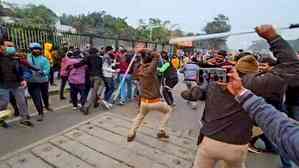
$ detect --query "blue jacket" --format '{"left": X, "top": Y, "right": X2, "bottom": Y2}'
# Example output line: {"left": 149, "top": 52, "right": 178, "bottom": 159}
{"left": 236, "top": 90, "right": 299, "bottom": 165}
{"left": 27, "top": 54, "right": 50, "bottom": 83}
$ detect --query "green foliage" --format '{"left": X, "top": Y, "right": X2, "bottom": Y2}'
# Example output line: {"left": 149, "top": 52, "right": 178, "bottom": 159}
{"left": 60, "top": 14, "right": 179, "bottom": 42}
{"left": 60, "top": 11, "right": 137, "bottom": 39}
{"left": 2, "top": 1, "right": 187, "bottom": 42}
{"left": 11, "top": 4, "right": 57, "bottom": 28}
{"left": 136, "top": 18, "right": 177, "bottom": 43}
{"left": 204, "top": 14, "right": 231, "bottom": 34}
{"left": 201, "top": 14, "right": 232, "bottom": 49}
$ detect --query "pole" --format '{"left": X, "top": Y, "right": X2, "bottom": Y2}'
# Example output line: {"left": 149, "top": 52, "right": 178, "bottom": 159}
{"left": 113, "top": 53, "right": 138, "bottom": 102}
{"left": 150, "top": 27, "right": 153, "bottom": 42}
{"left": 169, "top": 24, "right": 299, "bottom": 44}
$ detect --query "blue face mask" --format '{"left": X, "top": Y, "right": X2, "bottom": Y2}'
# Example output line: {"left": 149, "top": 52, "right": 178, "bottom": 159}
{"left": 5, "top": 47, "right": 16, "bottom": 56}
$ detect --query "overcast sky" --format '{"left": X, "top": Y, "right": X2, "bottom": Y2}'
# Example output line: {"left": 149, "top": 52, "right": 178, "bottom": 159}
{"left": 6, "top": 0, "right": 299, "bottom": 49}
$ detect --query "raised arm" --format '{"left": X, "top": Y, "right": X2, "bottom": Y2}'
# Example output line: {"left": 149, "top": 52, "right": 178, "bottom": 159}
{"left": 256, "top": 25, "right": 298, "bottom": 64}
{"left": 225, "top": 68, "right": 299, "bottom": 165}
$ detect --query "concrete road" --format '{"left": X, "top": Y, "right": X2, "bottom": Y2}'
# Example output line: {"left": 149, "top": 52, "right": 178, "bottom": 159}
{"left": 0, "top": 82, "right": 295, "bottom": 168}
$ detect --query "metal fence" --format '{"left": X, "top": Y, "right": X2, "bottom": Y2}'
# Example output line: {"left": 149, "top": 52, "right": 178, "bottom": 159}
{"left": 3, "top": 23, "right": 172, "bottom": 51}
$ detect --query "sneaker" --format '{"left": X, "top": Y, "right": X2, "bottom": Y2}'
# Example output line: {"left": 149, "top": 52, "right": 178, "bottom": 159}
{"left": 127, "top": 131, "right": 136, "bottom": 142}
{"left": 248, "top": 145, "right": 262, "bottom": 154}
{"left": 119, "top": 101, "right": 125, "bottom": 105}
{"left": 80, "top": 107, "right": 89, "bottom": 115}
{"left": 102, "top": 100, "right": 112, "bottom": 110}
{"left": 157, "top": 130, "right": 169, "bottom": 139}
{"left": 78, "top": 104, "right": 82, "bottom": 108}
{"left": 73, "top": 107, "right": 78, "bottom": 111}
{"left": 19, "top": 120, "right": 34, "bottom": 128}
{"left": 60, "top": 97, "right": 67, "bottom": 100}
{"left": 37, "top": 115, "right": 44, "bottom": 122}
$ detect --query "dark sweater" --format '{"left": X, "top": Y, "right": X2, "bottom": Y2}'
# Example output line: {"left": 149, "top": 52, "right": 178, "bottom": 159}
{"left": 0, "top": 55, "right": 23, "bottom": 89}
{"left": 75, "top": 54, "right": 103, "bottom": 78}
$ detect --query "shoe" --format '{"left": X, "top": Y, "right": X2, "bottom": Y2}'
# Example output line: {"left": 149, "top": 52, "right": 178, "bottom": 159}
{"left": 248, "top": 145, "right": 262, "bottom": 154}
{"left": 19, "top": 120, "right": 34, "bottom": 128}
{"left": 78, "top": 104, "right": 82, "bottom": 108}
{"left": 60, "top": 97, "right": 67, "bottom": 100}
{"left": 119, "top": 101, "right": 125, "bottom": 105}
{"left": 37, "top": 115, "right": 44, "bottom": 122}
{"left": 73, "top": 107, "right": 78, "bottom": 111}
{"left": 80, "top": 107, "right": 89, "bottom": 115}
{"left": 1, "top": 121, "right": 10, "bottom": 128}
{"left": 157, "top": 130, "right": 169, "bottom": 139}
{"left": 45, "top": 107, "right": 54, "bottom": 112}
{"left": 102, "top": 100, "right": 112, "bottom": 110}
{"left": 127, "top": 132, "right": 136, "bottom": 142}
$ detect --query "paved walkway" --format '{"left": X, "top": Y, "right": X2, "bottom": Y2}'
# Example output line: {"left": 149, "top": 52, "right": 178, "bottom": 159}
{"left": 0, "top": 112, "right": 198, "bottom": 168}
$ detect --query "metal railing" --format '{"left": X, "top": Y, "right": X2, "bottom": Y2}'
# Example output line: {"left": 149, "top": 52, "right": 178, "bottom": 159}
{"left": 3, "top": 23, "right": 172, "bottom": 51}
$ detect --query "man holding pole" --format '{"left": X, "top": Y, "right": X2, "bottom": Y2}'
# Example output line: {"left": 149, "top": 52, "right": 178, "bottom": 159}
{"left": 127, "top": 48, "right": 172, "bottom": 142}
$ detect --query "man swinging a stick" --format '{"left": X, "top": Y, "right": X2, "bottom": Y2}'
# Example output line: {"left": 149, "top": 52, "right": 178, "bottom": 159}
{"left": 127, "top": 46, "right": 172, "bottom": 142}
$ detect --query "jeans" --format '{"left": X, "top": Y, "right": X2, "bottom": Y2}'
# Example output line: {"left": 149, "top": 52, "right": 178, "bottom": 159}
{"left": 103, "top": 77, "right": 115, "bottom": 103}
{"left": 0, "top": 89, "right": 10, "bottom": 111}
{"left": 120, "top": 74, "right": 132, "bottom": 103}
{"left": 0, "top": 88, "right": 29, "bottom": 119}
{"left": 49, "top": 67, "right": 55, "bottom": 85}
{"left": 69, "top": 83, "right": 86, "bottom": 107}
{"left": 60, "top": 76, "right": 68, "bottom": 98}
{"left": 132, "top": 80, "right": 140, "bottom": 98}
{"left": 84, "top": 77, "right": 104, "bottom": 109}
{"left": 28, "top": 82, "right": 49, "bottom": 115}
{"left": 10, "top": 91, "right": 19, "bottom": 116}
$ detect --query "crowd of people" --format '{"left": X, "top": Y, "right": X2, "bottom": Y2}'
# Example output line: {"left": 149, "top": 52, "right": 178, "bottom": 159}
{"left": 181, "top": 25, "right": 299, "bottom": 168}
{"left": 0, "top": 24, "right": 182, "bottom": 128}
{"left": 1, "top": 24, "right": 299, "bottom": 167}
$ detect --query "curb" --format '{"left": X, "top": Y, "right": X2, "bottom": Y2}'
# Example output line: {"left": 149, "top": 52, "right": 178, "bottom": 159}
{"left": 6, "top": 88, "right": 71, "bottom": 124}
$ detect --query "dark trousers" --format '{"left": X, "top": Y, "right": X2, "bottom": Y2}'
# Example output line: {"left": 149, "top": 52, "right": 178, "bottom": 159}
{"left": 60, "top": 76, "right": 68, "bottom": 98}
{"left": 70, "top": 83, "right": 86, "bottom": 107}
{"left": 9, "top": 91, "right": 19, "bottom": 116}
{"left": 28, "top": 82, "right": 49, "bottom": 115}
{"left": 49, "top": 67, "right": 55, "bottom": 85}
{"left": 104, "top": 77, "right": 115, "bottom": 103}
{"left": 162, "top": 78, "right": 178, "bottom": 105}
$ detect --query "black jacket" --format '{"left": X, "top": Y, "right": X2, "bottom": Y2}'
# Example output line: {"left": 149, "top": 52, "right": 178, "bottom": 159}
{"left": 75, "top": 54, "right": 103, "bottom": 78}
{"left": 0, "top": 55, "right": 24, "bottom": 89}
